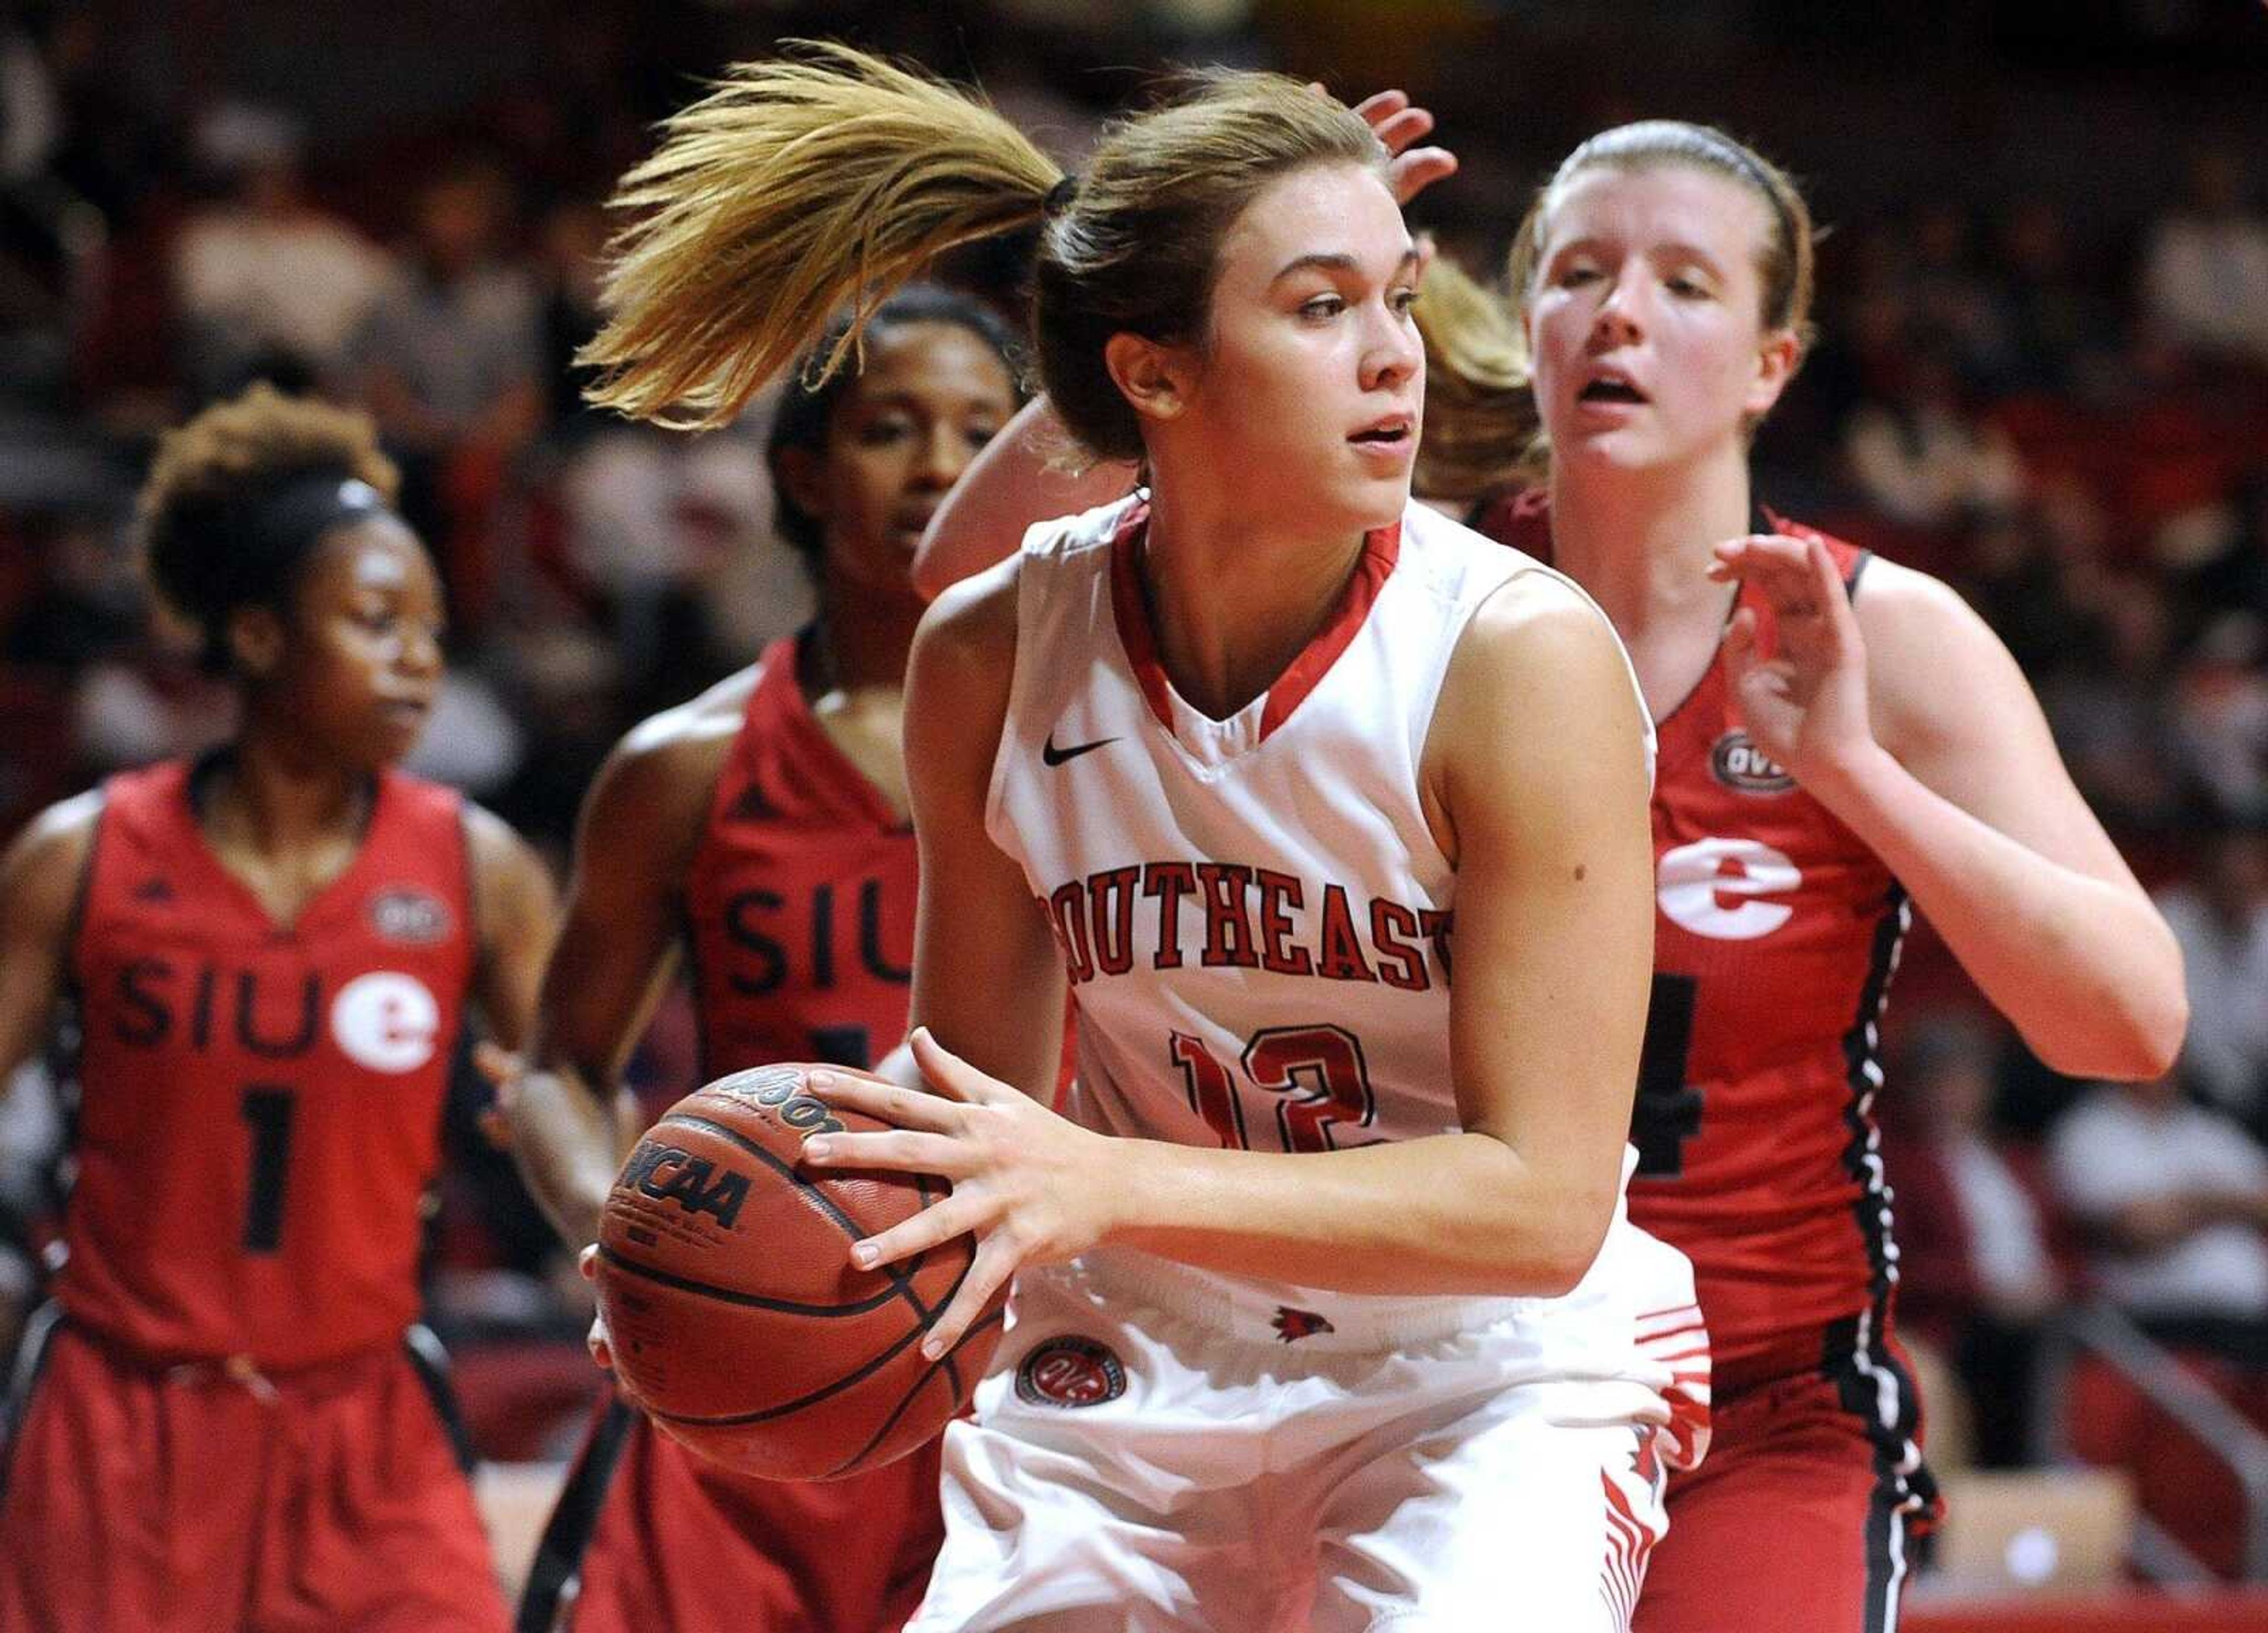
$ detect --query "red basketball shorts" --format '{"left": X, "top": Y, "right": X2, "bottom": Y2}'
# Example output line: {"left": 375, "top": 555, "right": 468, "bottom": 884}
{"left": 0, "top": 1313, "right": 506, "bottom": 1632}
{"left": 517, "top": 1395, "right": 943, "bottom": 1633}
{"left": 1634, "top": 1347, "right": 1941, "bottom": 1633}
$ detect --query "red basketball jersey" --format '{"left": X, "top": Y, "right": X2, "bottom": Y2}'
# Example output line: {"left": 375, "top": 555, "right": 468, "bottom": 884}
{"left": 1482, "top": 494, "right": 1906, "bottom": 1383}
{"left": 63, "top": 760, "right": 475, "bottom": 1369}
{"left": 683, "top": 636, "right": 918, "bottom": 1078}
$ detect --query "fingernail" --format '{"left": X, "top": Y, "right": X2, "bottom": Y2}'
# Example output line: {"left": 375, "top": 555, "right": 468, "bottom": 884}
{"left": 807, "top": 1070, "right": 833, "bottom": 1090}
{"left": 804, "top": 1137, "right": 831, "bottom": 1160}
{"left": 921, "top": 1337, "right": 945, "bottom": 1360}
{"left": 853, "top": 1242, "right": 878, "bottom": 1267}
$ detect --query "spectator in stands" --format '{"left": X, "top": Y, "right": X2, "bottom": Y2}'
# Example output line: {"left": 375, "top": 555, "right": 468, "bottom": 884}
{"left": 1884, "top": 1016, "right": 2067, "bottom": 1466}
{"left": 1843, "top": 336, "right": 2027, "bottom": 530}
{"left": 2040, "top": 572, "right": 2191, "bottom": 832}
{"left": 2049, "top": 1060, "right": 2268, "bottom": 1353}
{"left": 1987, "top": 198, "right": 2119, "bottom": 399}
{"left": 2142, "top": 145, "right": 2268, "bottom": 370}
{"left": 2171, "top": 611, "right": 2268, "bottom": 826}
{"left": 2153, "top": 824, "right": 2268, "bottom": 1136}
{"left": 171, "top": 103, "right": 393, "bottom": 401}
{"left": 351, "top": 157, "right": 545, "bottom": 622}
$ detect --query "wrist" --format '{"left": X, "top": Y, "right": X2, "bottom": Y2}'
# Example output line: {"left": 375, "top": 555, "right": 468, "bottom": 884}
{"left": 1798, "top": 736, "right": 1899, "bottom": 815}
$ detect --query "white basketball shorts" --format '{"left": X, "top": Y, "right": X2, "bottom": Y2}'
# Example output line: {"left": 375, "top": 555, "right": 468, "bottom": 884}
{"left": 906, "top": 1223, "right": 1708, "bottom": 1633}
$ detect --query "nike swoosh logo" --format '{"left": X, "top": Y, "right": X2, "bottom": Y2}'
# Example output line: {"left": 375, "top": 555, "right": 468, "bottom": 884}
{"left": 1041, "top": 732, "right": 1120, "bottom": 768}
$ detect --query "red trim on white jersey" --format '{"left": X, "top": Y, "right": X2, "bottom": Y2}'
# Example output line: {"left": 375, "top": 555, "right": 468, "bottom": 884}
{"left": 1106, "top": 499, "right": 1405, "bottom": 747}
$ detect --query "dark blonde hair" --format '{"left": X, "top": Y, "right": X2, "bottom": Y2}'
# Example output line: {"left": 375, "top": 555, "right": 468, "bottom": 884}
{"left": 579, "top": 44, "right": 1387, "bottom": 461}
{"left": 1410, "top": 252, "right": 1534, "bottom": 506}
{"left": 137, "top": 383, "right": 402, "bottom": 670}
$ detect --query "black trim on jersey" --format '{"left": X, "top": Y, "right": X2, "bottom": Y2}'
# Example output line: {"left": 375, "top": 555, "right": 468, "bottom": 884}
{"left": 1818, "top": 1328, "right": 1940, "bottom": 1633}
{"left": 514, "top": 1394, "right": 638, "bottom": 1633}
{"left": 1859, "top": 1396, "right": 1914, "bottom": 1633}
{"left": 1824, "top": 884, "right": 1941, "bottom": 1629}
{"left": 0, "top": 1302, "right": 64, "bottom": 1500}
{"left": 1846, "top": 549, "right": 1875, "bottom": 599}
{"left": 403, "top": 1322, "right": 481, "bottom": 1476}
{"left": 1839, "top": 886, "right": 1909, "bottom": 1315}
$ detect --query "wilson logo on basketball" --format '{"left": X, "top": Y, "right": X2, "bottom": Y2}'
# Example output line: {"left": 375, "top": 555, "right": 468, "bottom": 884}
{"left": 618, "top": 1138, "right": 753, "bottom": 1229}
{"left": 367, "top": 886, "right": 453, "bottom": 944}
{"left": 706, "top": 1064, "right": 848, "bottom": 1137}
{"left": 1709, "top": 731, "right": 1794, "bottom": 795}
{"left": 1014, "top": 1336, "right": 1127, "bottom": 1409}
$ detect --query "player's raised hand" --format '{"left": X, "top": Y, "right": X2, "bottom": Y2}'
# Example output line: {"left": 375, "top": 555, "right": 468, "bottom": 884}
{"left": 1710, "top": 534, "right": 1875, "bottom": 793}
{"left": 801, "top": 1028, "right": 1120, "bottom": 1360}
{"left": 1326, "top": 86, "right": 1459, "bottom": 206}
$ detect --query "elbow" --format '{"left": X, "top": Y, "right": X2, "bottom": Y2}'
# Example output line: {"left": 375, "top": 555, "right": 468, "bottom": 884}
{"left": 2027, "top": 980, "right": 2189, "bottom": 1083}
{"left": 2132, "top": 984, "right": 2191, "bottom": 1080}
{"left": 1514, "top": 1182, "right": 1619, "bottom": 1299}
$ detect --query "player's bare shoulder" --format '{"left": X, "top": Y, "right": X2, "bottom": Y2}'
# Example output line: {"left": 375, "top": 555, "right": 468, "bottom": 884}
{"left": 0, "top": 789, "right": 103, "bottom": 917}
{"left": 0, "top": 790, "right": 103, "bottom": 1005}
{"left": 911, "top": 553, "right": 1022, "bottom": 725}
{"left": 1454, "top": 564, "right": 1637, "bottom": 718}
{"left": 1845, "top": 553, "right": 2021, "bottom": 753}
{"left": 581, "top": 664, "right": 767, "bottom": 875}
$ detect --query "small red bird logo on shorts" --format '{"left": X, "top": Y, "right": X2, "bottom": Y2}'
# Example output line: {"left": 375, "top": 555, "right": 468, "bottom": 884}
{"left": 1272, "top": 1306, "right": 1334, "bottom": 1344}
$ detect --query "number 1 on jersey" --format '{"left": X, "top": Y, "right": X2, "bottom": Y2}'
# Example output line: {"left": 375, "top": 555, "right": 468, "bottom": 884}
{"left": 239, "top": 1085, "right": 295, "bottom": 1253}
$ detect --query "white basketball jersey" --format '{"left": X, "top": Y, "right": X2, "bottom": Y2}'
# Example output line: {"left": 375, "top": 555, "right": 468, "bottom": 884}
{"left": 988, "top": 494, "right": 1655, "bottom": 1159}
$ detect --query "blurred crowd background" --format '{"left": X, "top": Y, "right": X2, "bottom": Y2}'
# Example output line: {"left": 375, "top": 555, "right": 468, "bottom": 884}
{"left": 2, "top": 0, "right": 2267, "bottom": 1590}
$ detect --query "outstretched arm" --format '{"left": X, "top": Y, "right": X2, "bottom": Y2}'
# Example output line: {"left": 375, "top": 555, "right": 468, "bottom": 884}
{"left": 1715, "top": 537, "right": 2186, "bottom": 1078}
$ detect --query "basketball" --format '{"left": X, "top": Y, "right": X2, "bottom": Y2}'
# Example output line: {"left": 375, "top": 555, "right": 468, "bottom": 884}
{"left": 591, "top": 1062, "right": 1002, "bottom": 1481}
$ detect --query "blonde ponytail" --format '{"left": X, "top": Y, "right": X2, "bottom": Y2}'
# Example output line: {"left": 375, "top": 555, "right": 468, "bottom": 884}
{"left": 580, "top": 43, "right": 1060, "bottom": 429}
{"left": 1410, "top": 253, "right": 1536, "bottom": 503}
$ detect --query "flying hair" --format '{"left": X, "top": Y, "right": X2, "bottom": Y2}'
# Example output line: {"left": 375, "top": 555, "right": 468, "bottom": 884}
{"left": 582, "top": 43, "right": 1060, "bottom": 430}
{"left": 581, "top": 44, "right": 1387, "bottom": 462}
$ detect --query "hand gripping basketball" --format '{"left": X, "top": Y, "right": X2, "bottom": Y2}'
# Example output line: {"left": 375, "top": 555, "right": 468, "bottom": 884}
{"left": 801, "top": 1028, "right": 1122, "bottom": 1362}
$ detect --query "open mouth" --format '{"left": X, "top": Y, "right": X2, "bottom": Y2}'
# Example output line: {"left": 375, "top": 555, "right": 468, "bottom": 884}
{"left": 1579, "top": 377, "right": 1648, "bottom": 405}
{"left": 1349, "top": 421, "right": 1413, "bottom": 446}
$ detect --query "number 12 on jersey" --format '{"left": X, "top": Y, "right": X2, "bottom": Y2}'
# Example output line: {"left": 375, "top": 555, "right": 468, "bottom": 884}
{"left": 1170, "top": 1024, "right": 1378, "bottom": 1153}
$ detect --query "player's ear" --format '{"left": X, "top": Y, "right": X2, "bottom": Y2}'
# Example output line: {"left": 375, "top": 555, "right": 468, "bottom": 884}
{"left": 1104, "top": 333, "right": 1192, "bottom": 426}
{"left": 1745, "top": 327, "right": 1801, "bottom": 419}
{"left": 773, "top": 445, "right": 829, "bottom": 525}
{"left": 225, "top": 605, "right": 286, "bottom": 681}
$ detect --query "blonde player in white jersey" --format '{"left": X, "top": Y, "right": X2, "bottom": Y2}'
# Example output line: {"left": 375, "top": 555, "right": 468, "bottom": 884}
{"left": 579, "top": 46, "right": 1708, "bottom": 1632}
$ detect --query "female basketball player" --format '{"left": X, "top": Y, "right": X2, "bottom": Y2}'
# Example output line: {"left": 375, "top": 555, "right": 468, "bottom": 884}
{"left": 918, "top": 115, "right": 2191, "bottom": 1633}
{"left": 0, "top": 384, "right": 555, "bottom": 1631}
{"left": 492, "top": 285, "right": 1025, "bottom": 1633}
{"left": 578, "top": 47, "right": 1706, "bottom": 1631}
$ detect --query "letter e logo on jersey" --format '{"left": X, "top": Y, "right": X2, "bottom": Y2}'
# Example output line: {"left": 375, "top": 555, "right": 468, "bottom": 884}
{"left": 1657, "top": 837, "right": 1801, "bottom": 941}
{"left": 330, "top": 971, "right": 441, "bottom": 1073}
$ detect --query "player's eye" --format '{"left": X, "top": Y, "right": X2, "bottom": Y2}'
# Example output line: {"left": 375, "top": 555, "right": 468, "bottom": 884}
{"left": 1299, "top": 294, "right": 1347, "bottom": 321}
